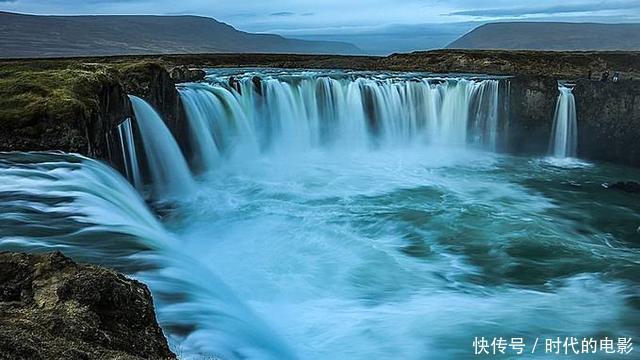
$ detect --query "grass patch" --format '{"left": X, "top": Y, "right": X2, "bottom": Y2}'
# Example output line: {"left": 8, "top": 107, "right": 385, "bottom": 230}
{"left": 0, "top": 61, "right": 151, "bottom": 129}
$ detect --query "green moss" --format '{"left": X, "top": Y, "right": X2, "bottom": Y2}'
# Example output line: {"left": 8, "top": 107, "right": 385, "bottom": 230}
{"left": 0, "top": 62, "right": 122, "bottom": 129}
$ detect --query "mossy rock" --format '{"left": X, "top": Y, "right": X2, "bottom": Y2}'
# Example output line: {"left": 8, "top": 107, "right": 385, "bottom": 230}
{"left": 0, "top": 65, "right": 111, "bottom": 128}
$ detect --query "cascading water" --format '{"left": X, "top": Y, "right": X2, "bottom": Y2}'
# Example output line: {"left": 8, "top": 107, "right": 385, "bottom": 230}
{"left": 549, "top": 84, "right": 578, "bottom": 158}
{"left": 178, "top": 71, "right": 502, "bottom": 168}
{"left": 117, "top": 118, "right": 143, "bottom": 190}
{"left": 177, "top": 84, "right": 259, "bottom": 172}
{"left": 129, "top": 95, "right": 195, "bottom": 198}
{"left": 2, "top": 69, "right": 638, "bottom": 360}
{"left": 0, "top": 152, "right": 295, "bottom": 360}
{"left": 470, "top": 80, "right": 500, "bottom": 150}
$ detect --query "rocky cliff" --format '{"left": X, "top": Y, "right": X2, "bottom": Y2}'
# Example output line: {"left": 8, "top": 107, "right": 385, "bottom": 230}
{"left": 0, "top": 252, "right": 176, "bottom": 360}
{"left": 504, "top": 76, "right": 640, "bottom": 166}
{"left": 119, "top": 62, "right": 202, "bottom": 153}
{"left": 574, "top": 79, "right": 640, "bottom": 166}
{"left": 505, "top": 76, "right": 560, "bottom": 155}
{"left": 1, "top": 52, "right": 640, "bottom": 168}
{"left": 0, "top": 60, "right": 204, "bottom": 176}
{"left": 0, "top": 64, "right": 130, "bottom": 159}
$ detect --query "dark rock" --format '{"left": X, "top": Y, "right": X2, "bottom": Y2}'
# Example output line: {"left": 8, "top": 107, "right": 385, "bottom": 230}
{"left": 574, "top": 79, "right": 640, "bottom": 167}
{"left": 252, "top": 76, "right": 263, "bottom": 96}
{"left": 379, "top": 50, "right": 640, "bottom": 80}
{"left": 120, "top": 62, "right": 191, "bottom": 158}
{"left": 169, "top": 66, "right": 206, "bottom": 83}
{"left": 228, "top": 76, "right": 241, "bottom": 93}
{"left": 502, "top": 75, "right": 640, "bottom": 167}
{"left": 606, "top": 181, "right": 640, "bottom": 193}
{"left": 505, "top": 76, "right": 559, "bottom": 155}
{"left": 0, "top": 252, "right": 176, "bottom": 360}
{"left": 0, "top": 64, "right": 131, "bottom": 160}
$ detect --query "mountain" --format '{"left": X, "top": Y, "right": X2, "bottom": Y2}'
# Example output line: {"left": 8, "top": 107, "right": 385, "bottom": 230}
{"left": 0, "top": 12, "right": 362, "bottom": 58}
{"left": 447, "top": 22, "right": 640, "bottom": 51}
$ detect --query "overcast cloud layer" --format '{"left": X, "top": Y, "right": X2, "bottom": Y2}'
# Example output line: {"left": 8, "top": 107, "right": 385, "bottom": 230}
{"left": 2, "top": 0, "right": 639, "bottom": 54}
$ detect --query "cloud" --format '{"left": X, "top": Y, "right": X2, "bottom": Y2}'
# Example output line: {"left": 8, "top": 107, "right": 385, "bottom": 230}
{"left": 270, "top": 11, "right": 295, "bottom": 17}
{"left": 447, "top": 1, "right": 640, "bottom": 17}
{"left": 268, "top": 11, "right": 315, "bottom": 17}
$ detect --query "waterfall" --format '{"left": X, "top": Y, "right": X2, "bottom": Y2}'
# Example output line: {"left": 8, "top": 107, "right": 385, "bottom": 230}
{"left": 178, "top": 72, "right": 502, "bottom": 166}
{"left": 0, "top": 152, "right": 296, "bottom": 360}
{"left": 117, "top": 118, "right": 143, "bottom": 190}
{"left": 178, "top": 83, "right": 259, "bottom": 172}
{"left": 549, "top": 85, "right": 578, "bottom": 158}
{"left": 470, "top": 80, "right": 500, "bottom": 150}
{"left": 129, "top": 95, "right": 195, "bottom": 199}
{"left": 177, "top": 85, "right": 222, "bottom": 171}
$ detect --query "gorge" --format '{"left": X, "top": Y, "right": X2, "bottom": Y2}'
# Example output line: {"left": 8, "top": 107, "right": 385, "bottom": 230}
{"left": 1, "top": 52, "right": 639, "bottom": 359}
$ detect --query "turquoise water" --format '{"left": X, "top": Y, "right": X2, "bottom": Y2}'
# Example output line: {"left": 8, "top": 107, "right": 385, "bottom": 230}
{"left": 168, "top": 148, "right": 640, "bottom": 358}
{"left": 1, "top": 69, "right": 638, "bottom": 359}
{"left": 1, "top": 148, "right": 637, "bottom": 359}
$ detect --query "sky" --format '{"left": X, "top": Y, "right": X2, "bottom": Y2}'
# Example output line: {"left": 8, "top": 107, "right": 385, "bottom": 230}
{"left": 2, "top": 0, "right": 640, "bottom": 54}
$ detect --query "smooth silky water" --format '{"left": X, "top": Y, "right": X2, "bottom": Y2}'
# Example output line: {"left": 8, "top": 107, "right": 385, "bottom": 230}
{"left": 549, "top": 84, "right": 578, "bottom": 159}
{"left": 0, "top": 70, "right": 638, "bottom": 359}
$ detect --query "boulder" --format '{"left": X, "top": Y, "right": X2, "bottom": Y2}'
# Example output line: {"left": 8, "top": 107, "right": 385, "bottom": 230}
{"left": 169, "top": 66, "right": 206, "bottom": 83}
{"left": 0, "top": 252, "right": 176, "bottom": 360}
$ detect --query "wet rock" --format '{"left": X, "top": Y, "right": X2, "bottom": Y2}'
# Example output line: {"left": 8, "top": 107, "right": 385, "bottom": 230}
{"left": 169, "top": 66, "right": 206, "bottom": 83}
{"left": 574, "top": 79, "right": 640, "bottom": 167}
{"left": 506, "top": 76, "right": 559, "bottom": 155}
{"left": 120, "top": 61, "right": 191, "bottom": 152}
{"left": 0, "top": 252, "right": 176, "bottom": 360}
{"left": 252, "top": 76, "right": 262, "bottom": 96}
{"left": 228, "top": 76, "right": 241, "bottom": 93}
{"left": 606, "top": 181, "right": 640, "bottom": 193}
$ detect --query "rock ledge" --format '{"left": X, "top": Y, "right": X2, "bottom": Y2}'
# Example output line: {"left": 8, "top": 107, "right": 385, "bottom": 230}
{"left": 0, "top": 251, "right": 176, "bottom": 360}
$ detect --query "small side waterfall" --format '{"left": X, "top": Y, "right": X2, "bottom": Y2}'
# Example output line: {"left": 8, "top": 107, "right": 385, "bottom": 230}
{"left": 178, "top": 72, "right": 503, "bottom": 169}
{"left": 117, "top": 118, "right": 143, "bottom": 190}
{"left": 549, "top": 85, "right": 578, "bottom": 158}
{"left": 129, "top": 95, "right": 195, "bottom": 199}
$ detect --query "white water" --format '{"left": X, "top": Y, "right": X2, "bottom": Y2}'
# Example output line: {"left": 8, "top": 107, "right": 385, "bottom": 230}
{"left": 549, "top": 85, "right": 578, "bottom": 158}
{"left": 117, "top": 118, "right": 143, "bottom": 190}
{"left": 178, "top": 72, "right": 501, "bottom": 173}
{"left": 2, "top": 71, "right": 638, "bottom": 360}
{"left": 129, "top": 95, "right": 195, "bottom": 198}
{"left": 1, "top": 149, "right": 638, "bottom": 359}
{"left": 0, "top": 153, "right": 295, "bottom": 360}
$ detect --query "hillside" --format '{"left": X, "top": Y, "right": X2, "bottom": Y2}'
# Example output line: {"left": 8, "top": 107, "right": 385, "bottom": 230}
{"left": 0, "top": 12, "right": 361, "bottom": 58}
{"left": 447, "top": 22, "right": 640, "bottom": 51}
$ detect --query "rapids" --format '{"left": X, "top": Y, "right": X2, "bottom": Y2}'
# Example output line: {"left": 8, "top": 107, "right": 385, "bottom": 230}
{"left": 1, "top": 70, "right": 638, "bottom": 359}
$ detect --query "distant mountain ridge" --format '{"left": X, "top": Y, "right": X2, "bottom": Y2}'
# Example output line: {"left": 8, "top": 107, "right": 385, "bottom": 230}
{"left": 447, "top": 22, "right": 640, "bottom": 51}
{"left": 0, "top": 12, "right": 362, "bottom": 58}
